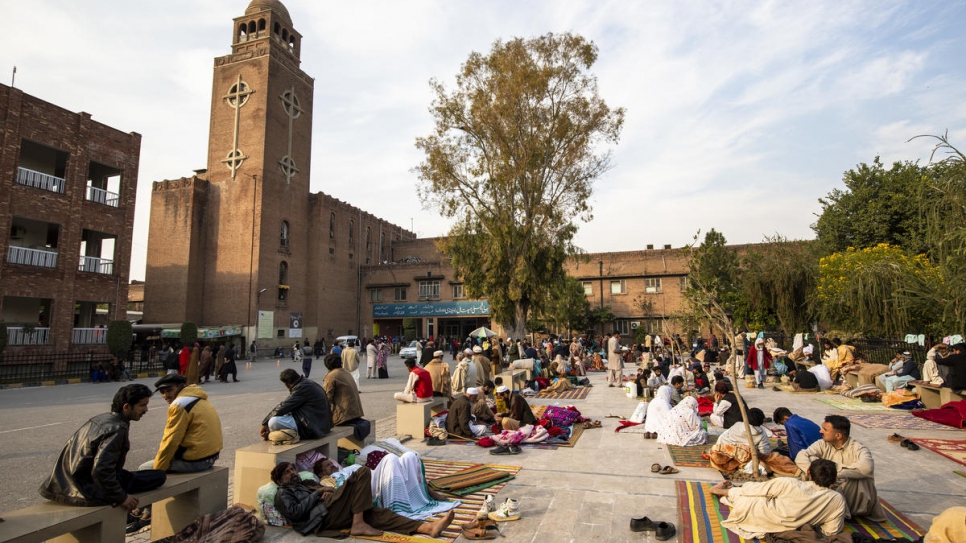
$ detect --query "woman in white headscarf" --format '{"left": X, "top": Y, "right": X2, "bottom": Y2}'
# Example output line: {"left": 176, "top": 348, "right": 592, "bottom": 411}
{"left": 642, "top": 385, "right": 673, "bottom": 438}
{"left": 657, "top": 396, "right": 707, "bottom": 446}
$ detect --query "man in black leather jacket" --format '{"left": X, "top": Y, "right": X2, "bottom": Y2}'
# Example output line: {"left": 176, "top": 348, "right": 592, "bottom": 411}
{"left": 260, "top": 369, "right": 332, "bottom": 440}
{"left": 39, "top": 384, "right": 166, "bottom": 511}
{"left": 271, "top": 462, "right": 453, "bottom": 538}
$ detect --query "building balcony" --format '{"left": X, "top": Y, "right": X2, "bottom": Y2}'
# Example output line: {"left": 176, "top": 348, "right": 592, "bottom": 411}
{"left": 7, "top": 246, "right": 58, "bottom": 268}
{"left": 72, "top": 328, "right": 107, "bottom": 344}
{"left": 86, "top": 186, "right": 119, "bottom": 207}
{"left": 17, "top": 167, "right": 65, "bottom": 194}
{"left": 6, "top": 327, "right": 51, "bottom": 346}
{"left": 78, "top": 255, "right": 113, "bottom": 274}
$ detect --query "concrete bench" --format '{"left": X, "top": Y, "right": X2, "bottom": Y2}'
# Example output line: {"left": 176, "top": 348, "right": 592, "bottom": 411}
{"left": 336, "top": 419, "right": 377, "bottom": 452}
{"left": 0, "top": 467, "right": 228, "bottom": 543}
{"left": 395, "top": 398, "right": 447, "bottom": 439}
{"left": 915, "top": 382, "right": 965, "bottom": 410}
{"left": 233, "top": 426, "right": 353, "bottom": 510}
{"left": 497, "top": 368, "right": 529, "bottom": 391}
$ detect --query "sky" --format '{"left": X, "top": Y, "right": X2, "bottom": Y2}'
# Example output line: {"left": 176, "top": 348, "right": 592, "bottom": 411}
{"left": 3, "top": 0, "right": 965, "bottom": 281}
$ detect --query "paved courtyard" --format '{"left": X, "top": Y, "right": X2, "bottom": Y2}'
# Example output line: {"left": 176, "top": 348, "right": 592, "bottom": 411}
{"left": 1, "top": 354, "right": 964, "bottom": 542}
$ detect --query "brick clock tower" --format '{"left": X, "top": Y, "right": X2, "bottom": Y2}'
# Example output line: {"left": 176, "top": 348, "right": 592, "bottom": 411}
{"left": 201, "top": 0, "right": 314, "bottom": 329}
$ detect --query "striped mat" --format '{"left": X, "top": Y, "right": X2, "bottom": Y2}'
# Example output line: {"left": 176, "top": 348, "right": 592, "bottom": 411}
{"left": 535, "top": 386, "right": 591, "bottom": 400}
{"left": 911, "top": 438, "right": 966, "bottom": 468}
{"left": 676, "top": 481, "right": 924, "bottom": 543}
{"left": 849, "top": 413, "right": 958, "bottom": 430}
{"left": 348, "top": 460, "right": 522, "bottom": 542}
{"left": 668, "top": 436, "right": 718, "bottom": 467}
{"left": 428, "top": 464, "right": 514, "bottom": 495}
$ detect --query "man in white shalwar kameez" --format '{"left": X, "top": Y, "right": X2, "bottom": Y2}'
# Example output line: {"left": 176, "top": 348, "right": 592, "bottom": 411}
{"left": 712, "top": 458, "right": 846, "bottom": 540}
{"left": 795, "top": 415, "right": 886, "bottom": 521}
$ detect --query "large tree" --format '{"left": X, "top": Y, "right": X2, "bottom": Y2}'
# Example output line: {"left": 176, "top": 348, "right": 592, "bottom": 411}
{"left": 415, "top": 33, "right": 624, "bottom": 340}
{"left": 812, "top": 158, "right": 929, "bottom": 255}
{"left": 741, "top": 235, "right": 819, "bottom": 333}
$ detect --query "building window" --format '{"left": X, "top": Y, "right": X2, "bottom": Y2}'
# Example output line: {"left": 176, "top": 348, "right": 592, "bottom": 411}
{"left": 329, "top": 212, "right": 335, "bottom": 239}
{"left": 582, "top": 281, "right": 593, "bottom": 295}
{"left": 365, "top": 226, "right": 371, "bottom": 253}
{"left": 278, "top": 261, "right": 288, "bottom": 300}
{"left": 614, "top": 320, "right": 630, "bottom": 335}
{"left": 349, "top": 220, "right": 354, "bottom": 246}
{"left": 452, "top": 284, "right": 464, "bottom": 299}
{"left": 679, "top": 276, "right": 688, "bottom": 292}
{"left": 645, "top": 319, "right": 665, "bottom": 334}
{"left": 645, "top": 278, "right": 663, "bottom": 293}
{"left": 610, "top": 280, "right": 625, "bottom": 294}
{"left": 418, "top": 281, "right": 440, "bottom": 300}
{"left": 394, "top": 287, "right": 407, "bottom": 301}
{"left": 369, "top": 289, "right": 382, "bottom": 302}
{"left": 280, "top": 221, "right": 289, "bottom": 247}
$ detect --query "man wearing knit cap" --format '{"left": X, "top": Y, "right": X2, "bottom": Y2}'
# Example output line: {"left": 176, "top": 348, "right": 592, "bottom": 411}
{"left": 471, "top": 345, "right": 492, "bottom": 388}
{"left": 446, "top": 388, "right": 486, "bottom": 438}
{"left": 425, "top": 350, "right": 452, "bottom": 398}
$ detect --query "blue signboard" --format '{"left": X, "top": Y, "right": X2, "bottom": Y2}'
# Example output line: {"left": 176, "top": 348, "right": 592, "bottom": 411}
{"left": 373, "top": 301, "right": 490, "bottom": 318}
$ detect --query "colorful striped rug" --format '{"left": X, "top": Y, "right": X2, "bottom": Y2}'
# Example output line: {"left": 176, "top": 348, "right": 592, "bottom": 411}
{"left": 668, "top": 436, "right": 719, "bottom": 467}
{"left": 535, "top": 386, "right": 591, "bottom": 400}
{"left": 849, "top": 413, "right": 958, "bottom": 430}
{"left": 676, "top": 481, "right": 924, "bottom": 543}
{"left": 911, "top": 438, "right": 966, "bottom": 468}
{"left": 428, "top": 464, "right": 515, "bottom": 495}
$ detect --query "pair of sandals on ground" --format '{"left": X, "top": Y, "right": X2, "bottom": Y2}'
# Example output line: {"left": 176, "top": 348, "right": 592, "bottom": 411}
{"left": 887, "top": 433, "right": 921, "bottom": 450}
{"left": 630, "top": 515, "right": 676, "bottom": 540}
{"left": 462, "top": 496, "right": 519, "bottom": 540}
{"left": 650, "top": 463, "right": 679, "bottom": 475}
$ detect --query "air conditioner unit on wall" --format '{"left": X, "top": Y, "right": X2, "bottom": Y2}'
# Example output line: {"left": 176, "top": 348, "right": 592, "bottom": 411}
{"left": 630, "top": 322, "right": 640, "bottom": 329}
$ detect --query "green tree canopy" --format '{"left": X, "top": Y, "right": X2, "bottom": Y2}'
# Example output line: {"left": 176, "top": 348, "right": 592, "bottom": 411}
{"left": 741, "top": 235, "right": 819, "bottom": 333}
{"left": 813, "top": 158, "right": 929, "bottom": 255}
{"left": 415, "top": 32, "right": 625, "bottom": 340}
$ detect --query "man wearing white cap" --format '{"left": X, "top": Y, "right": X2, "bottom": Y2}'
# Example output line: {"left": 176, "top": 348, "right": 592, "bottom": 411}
{"left": 446, "top": 388, "right": 487, "bottom": 438}
{"left": 471, "top": 346, "right": 492, "bottom": 388}
{"left": 425, "top": 350, "right": 452, "bottom": 398}
{"left": 878, "top": 351, "right": 920, "bottom": 392}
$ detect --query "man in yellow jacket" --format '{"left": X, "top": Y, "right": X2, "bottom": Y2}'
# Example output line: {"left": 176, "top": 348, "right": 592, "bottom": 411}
{"left": 140, "top": 374, "right": 223, "bottom": 472}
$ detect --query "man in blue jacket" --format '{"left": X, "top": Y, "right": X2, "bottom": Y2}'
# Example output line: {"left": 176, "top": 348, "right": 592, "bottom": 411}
{"left": 773, "top": 407, "right": 822, "bottom": 460}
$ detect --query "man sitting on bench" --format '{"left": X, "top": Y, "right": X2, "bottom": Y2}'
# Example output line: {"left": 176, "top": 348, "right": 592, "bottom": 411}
{"left": 272, "top": 462, "right": 454, "bottom": 538}
{"left": 260, "top": 369, "right": 332, "bottom": 443}
{"left": 141, "top": 374, "right": 223, "bottom": 473}
{"left": 40, "top": 384, "right": 166, "bottom": 513}
{"left": 393, "top": 359, "right": 434, "bottom": 403}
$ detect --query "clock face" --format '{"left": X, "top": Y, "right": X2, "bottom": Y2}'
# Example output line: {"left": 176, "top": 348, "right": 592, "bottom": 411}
{"left": 291, "top": 318, "right": 301, "bottom": 328}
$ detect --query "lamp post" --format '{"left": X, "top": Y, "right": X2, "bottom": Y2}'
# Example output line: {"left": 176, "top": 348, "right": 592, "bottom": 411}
{"left": 254, "top": 287, "right": 268, "bottom": 358}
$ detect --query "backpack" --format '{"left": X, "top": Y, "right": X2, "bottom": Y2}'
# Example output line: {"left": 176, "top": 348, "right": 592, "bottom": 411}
{"left": 156, "top": 505, "right": 265, "bottom": 543}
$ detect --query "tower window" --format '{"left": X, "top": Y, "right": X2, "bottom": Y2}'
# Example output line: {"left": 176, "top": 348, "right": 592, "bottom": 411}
{"left": 329, "top": 213, "right": 335, "bottom": 239}
{"left": 282, "top": 29, "right": 288, "bottom": 41}
{"left": 238, "top": 24, "right": 247, "bottom": 40}
{"left": 248, "top": 21, "right": 256, "bottom": 34}
{"left": 365, "top": 226, "right": 371, "bottom": 253}
{"left": 258, "top": 19, "right": 266, "bottom": 32}
{"left": 278, "top": 261, "right": 288, "bottom": 284}
{"left": 288, "top": 36, "right": 296, "bottom": 53}
{"left": 349, "top": 220, "right": 354, "bottom": 246}
{"left": 274, "top": 22, "right": 280, "bottom": 34}
{"left": 280, "top": 221, "right": 289, "bottom": 247}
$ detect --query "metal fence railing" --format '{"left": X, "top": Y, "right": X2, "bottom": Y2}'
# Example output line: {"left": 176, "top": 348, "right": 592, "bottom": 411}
{"left": 0, "top": 350, "right": 165, "bottom": 384}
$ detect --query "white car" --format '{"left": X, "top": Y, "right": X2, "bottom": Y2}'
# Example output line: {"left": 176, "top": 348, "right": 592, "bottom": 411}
{"left": 334, "top": 335, "right": 358, "bottom": 347}
{"left": 399, "top": 340, "right": 420, "bottom": 359}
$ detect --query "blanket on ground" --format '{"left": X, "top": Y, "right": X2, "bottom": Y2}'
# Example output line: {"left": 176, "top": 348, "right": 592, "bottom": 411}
{"left": 912, "top": 400, "right": 966, "bottom": 429}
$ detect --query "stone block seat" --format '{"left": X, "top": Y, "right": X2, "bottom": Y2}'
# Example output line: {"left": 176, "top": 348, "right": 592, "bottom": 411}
{"left": 395, "top": 398, "right": 447, "bottom": 439}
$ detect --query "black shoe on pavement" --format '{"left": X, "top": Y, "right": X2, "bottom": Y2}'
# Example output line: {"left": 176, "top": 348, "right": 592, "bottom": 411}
{"left": 489, "top": 445, "right": 511, "bottom": 455}
{"left": 655, "top": 522, "right": 677, "bottom": 541}
{"left": 757, "top": 383, "right": 764, "bottom": 389}
{"left": 509, "top": 445, "right": 522, "bottom": 455}
{"left": 630, "top": 516, "right": 658, "bottom": 532}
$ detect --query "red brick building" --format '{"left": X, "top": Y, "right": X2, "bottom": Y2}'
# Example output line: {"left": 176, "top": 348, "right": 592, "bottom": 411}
{"left": 0, "top": 83, "right": 140, "bottom": 356}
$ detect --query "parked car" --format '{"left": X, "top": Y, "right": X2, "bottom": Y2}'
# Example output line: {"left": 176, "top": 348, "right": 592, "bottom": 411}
{"left": 399, "top": 340, "right": 420, "bottom": 360}
{"left": 334, "top": 335, "right": 358, "bottom": 348}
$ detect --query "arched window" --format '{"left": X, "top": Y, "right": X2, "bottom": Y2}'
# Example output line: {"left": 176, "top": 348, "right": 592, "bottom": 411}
{"left": 282, "top": 29, "right": 288, "bottom": 41}
{"left": 258, "top": 19, "right": 266, "bottom": 32}
{"left": 349, "top": 220, "right": 354, "bottom": 245}
{"left": 238, "top": 24, "right": 247, "bottom": 40}
{"left": 288, "top": 36, "right": 296, "bottom": 53}
{"left": 329, "top": 212, "right": 335, "bottom": 239}
{"left": 274, "top": 22, "right": 280, "bottom": 34}
{"left": 248, "top": 21, "right": 256, "bottom": 34}
{"left": 280, "top": 221, "right": 289, "bottom": 247}
{"left": 365, "top": 226, "right": 371, "bottom": 253}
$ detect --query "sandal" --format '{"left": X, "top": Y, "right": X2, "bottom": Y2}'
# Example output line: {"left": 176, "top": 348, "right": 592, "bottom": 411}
{"left": 651, "top": 463, "right": 662, "bottom": 473}
{"left": 462, "top": 526, "right": 497, "bottom": 540}
{"left": 593, "top": 420, "right": 602, "bottom": 428}
{"left": 659, "top": 465, "right": 679, "bottom": 475}
{"left": 887, "top": 433, "right": 905, "bottom": 443}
